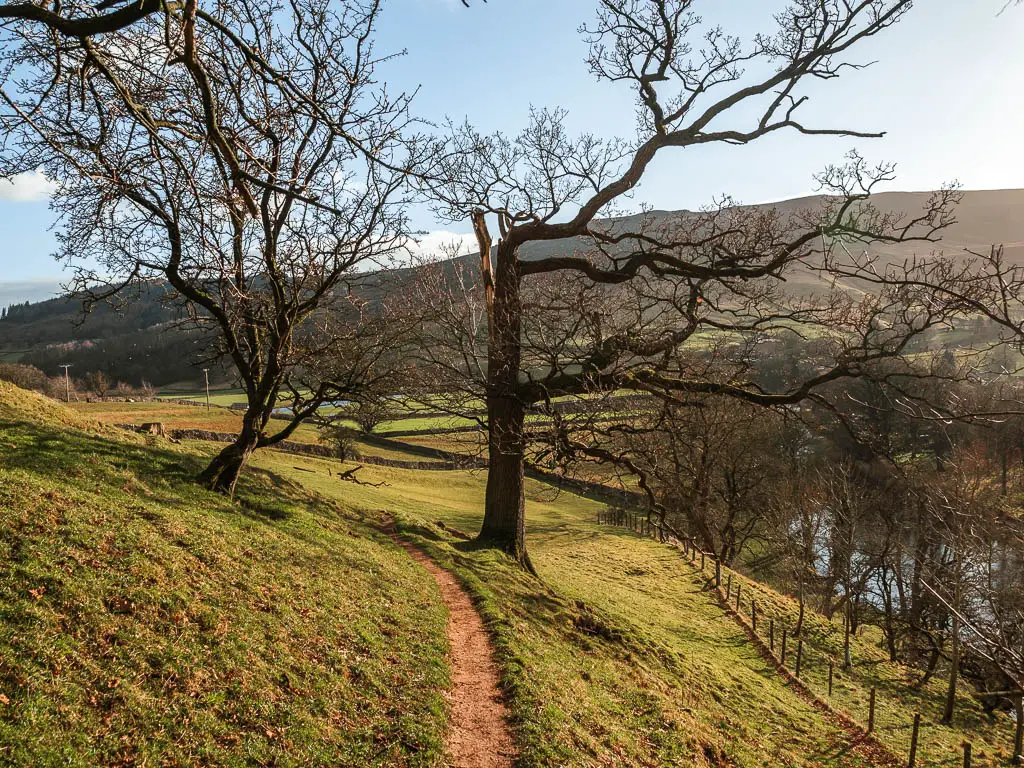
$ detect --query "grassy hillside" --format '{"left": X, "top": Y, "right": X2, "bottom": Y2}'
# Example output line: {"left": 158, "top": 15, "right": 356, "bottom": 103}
{"left": 0, "top": 382, "right": 449, "bottom": 767}
{"left": 261, "top": 450, "right": 1018, "bottom": 768}
{"left": 261, "top": 453, "right": 879, "bottom": 767}
{"left": 5, "top": 386, "right": 1019, "bottom": 766}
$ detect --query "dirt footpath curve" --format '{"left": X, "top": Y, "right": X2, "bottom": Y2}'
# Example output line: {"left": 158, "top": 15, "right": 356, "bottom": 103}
{"left": 383, "top": 520, "right": 516, "bottom": 768}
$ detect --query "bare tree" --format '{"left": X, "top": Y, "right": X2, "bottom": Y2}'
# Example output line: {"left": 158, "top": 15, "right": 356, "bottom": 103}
{"left": 0, "top": 0, "right": 480, "bottom": 46}
{"left": 418, "top": 0, "right": 965, "bottom": 565}
{"left": 0, "top": 0, "right": 419, "bottom": 494}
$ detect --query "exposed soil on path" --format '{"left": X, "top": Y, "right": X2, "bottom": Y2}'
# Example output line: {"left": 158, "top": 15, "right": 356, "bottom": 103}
{"left": 384, "top": 521, "right": 516, "bottom": 768}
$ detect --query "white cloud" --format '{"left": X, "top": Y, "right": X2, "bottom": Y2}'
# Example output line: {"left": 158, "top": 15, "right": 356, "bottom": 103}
{"left": 0, "top": 169, "right": 56, "bottom": 203}
{"left": 405, "top": 230, "right": 478, "bottom": 260}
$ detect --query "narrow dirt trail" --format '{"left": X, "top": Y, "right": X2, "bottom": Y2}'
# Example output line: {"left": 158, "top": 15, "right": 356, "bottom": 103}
{"left": 388, "top": 529, "right": 516, "bottom": 768}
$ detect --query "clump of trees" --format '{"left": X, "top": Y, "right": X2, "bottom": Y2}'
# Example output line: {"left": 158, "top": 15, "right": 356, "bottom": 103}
{"left": 0, "top": 362, "right": 153, "bottom": 400}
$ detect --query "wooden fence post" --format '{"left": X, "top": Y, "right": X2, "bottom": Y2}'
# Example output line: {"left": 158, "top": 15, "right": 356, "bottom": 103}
{"left": 1015, "top": 694, "right": 1023, "bottom": 765}
{"left": 726, "top": 573, "right": 732, "bottom": 595}
{"left": 908, "top": 713, "right": 921, "bottom": 768}
{"left": 769, "top": 619, "right": 775, "bottom": 652}
{"left": 796, "top": 638, "right": 803, "bottom": 678}
{"left": 828, "top": 660, "right": 834, "bottom": 697}
{"left": 714, "top": 558, "right": 720, "bottom": 587}
{"left": 868, "top": 687, "right": 876, "bottom": 733}
{"left": 752, "top": 600, "right": 758, "bottom": 633}
{"left": 736, "top": 582, "right": 742, "bottom": 610}
{"left": 963, "top": 741, "right": 972, "bottom": 768}
{"left": 781, "top": 629, "right": 788, "bottom": 666}
{"left": 701, "top": 551, "right": 706, "bottom": 571}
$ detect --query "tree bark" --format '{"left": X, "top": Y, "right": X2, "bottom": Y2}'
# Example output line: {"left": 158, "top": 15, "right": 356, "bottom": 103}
{"left": 199, "top": 419, "right": 260, "bottom": 497}
{"left": 843, "top": 601, "right": 853, "bottom": 671}
{"left": 477, "top": 240, "right": 532, "bottom": 567}
{"left": 942, "top": 614, "right": 959, "bottom": 724}
{"left": 942, "top": 547, "right": 963, "bottom": 725}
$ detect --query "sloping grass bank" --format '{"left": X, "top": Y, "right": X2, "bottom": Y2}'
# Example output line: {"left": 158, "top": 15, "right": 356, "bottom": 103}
{"left": 0, "top": 382, "right": 449, "bottom": 767}
{"left": 262, "top": 448, "right": 1015, "bottom": 767}
{"left": 263, "top": 452, "right": 883, "bottom": 767}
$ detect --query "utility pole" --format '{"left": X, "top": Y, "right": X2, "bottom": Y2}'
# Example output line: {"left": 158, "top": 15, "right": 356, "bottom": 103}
{"left": 202, "top": 368, "right": 211, "bottom": 412}
{"left": 59, "top": 364, "right": 72, "bottom": 403}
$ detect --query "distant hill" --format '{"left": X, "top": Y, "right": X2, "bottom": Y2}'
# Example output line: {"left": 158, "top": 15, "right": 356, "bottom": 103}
{"left": 2, "top": 189, "right": 1022, "bottom": 385}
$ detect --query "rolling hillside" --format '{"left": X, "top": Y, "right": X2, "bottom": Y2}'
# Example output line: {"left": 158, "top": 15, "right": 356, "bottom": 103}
{"left": 2, "top": 189, "right": 1022, "bottom": 385}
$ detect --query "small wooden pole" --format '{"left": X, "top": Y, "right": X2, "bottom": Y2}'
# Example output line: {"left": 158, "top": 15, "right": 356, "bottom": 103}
{"left": 828, "top": 660, "right": 834, "bottom": 696}
{"left": 769, "top": 619, "right": 775, "bottom": 652}
{"left": 1015, "top": 693, "right": 1023, "bottom": 765}
{"left": 796, "top": 638, "right": 804, "bottom": 678}
{"left": 868, "top": 687, "right": 876, "bottom": 733}
{"left": 752, "top": 600, "right": 758, "bottom": 633}
{"left": 726, "top": 573, "right": 732, "bottom": 596}
{"left": 714, "top": 558, "right": 720, "bottom": 587}
{"left": 701, "top": 551, "right": 706, "bottom": 570}
{"left": 781, "top": 629, "right": 788, "bottom": 666}
{"left": 908, "top": 713, "right": 921, "bottom": 768}
{"left": 963, "top": 741, "right": 972, "bottom": 768}
{"left": 736, "top": 582, "right": 742, "bottom": 610}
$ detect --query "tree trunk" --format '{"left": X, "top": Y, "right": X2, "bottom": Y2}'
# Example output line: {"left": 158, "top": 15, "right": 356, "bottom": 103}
{"left": 1002, "top": 450, "right": 1009, "bottom": 496}
{"left": 479, "top": 391, "right": 528, "bottom": 562}
{"left": 942, "top": 617, "right": 959, "bottom": 724}
{"left": 843, "top": 601, "right": 853, "bottom": 671}
{"left": 942, "top": 542, "right": 963, "bottom": 725}
{"left": 199, "top": 421, "right": 260, "bottom": 496}
{"left": 796, "top": 577, "right": 806, "bottom": 637}
{"left": 477, "top": 239, "right": 531, "bottom": 567}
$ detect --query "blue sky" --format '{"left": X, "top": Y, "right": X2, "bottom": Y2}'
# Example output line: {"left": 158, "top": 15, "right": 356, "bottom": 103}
{"left": 1, "top": 0, "right": 1022, "bottom": 304}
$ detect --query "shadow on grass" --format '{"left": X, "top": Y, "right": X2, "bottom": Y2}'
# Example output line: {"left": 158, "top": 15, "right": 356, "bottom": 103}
{"left": 1, "top": 419, "right": 307, "bottom": 527}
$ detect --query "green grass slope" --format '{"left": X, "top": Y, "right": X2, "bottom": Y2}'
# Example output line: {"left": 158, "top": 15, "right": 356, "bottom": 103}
{"left": 261, "top": 453, "right": 884, "bottom": 767}
{"left": 0, "top": 382, "right": 449, "bottom": 767}
{"left": 264, "top": 449, "right": 1017, "bottom": 767}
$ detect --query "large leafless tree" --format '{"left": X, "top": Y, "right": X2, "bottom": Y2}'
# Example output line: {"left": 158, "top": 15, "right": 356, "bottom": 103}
{"left": 420, "top": 0, "right": 965, "bottom": 565}
{"left": 0, "top": 0, "right": 420, "bottom": 494}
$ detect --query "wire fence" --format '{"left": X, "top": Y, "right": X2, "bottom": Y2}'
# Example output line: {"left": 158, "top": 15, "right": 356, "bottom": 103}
{"left": 598, "top": 508, "right": 1015, "bottom": 768}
